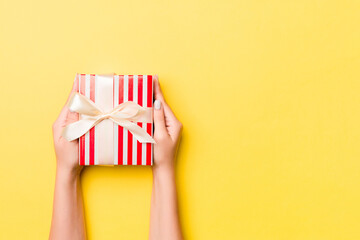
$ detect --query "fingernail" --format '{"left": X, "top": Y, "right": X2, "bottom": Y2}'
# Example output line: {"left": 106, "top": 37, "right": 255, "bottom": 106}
{"left": 154, "top": 100, "right": 161, "bottom": 110}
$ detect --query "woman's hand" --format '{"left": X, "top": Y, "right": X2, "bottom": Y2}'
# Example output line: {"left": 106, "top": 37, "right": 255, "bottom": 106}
{"left": 153, "top": 75, "right": 183, "bottom": 170}
{"left": 52, "top": 77, "right": 82, "bottom": 177}
{"left": 49, "top": 77, "right": 86, "bottom": 240}
{"left": 150, "top": 75, "right": 184, "bottom": 240}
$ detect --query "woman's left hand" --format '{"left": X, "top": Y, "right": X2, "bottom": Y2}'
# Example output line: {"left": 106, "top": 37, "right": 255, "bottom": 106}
{"left": 52, "top": 77, "right": 82, "bottom": 176}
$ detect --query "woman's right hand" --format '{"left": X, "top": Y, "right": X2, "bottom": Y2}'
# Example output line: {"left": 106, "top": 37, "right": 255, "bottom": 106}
{"left": 150, "top": 76, "right": 184, "bottom": 240}
{"left": 152, "top": 75, "right": 183, "bottom": 170}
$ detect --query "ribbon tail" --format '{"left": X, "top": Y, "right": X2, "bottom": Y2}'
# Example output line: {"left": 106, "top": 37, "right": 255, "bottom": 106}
{"left": 61, "top": 118, "right": 98, "bottom": 141}
{"left": 112, "top": 119, "right": 156, "bottom": 144}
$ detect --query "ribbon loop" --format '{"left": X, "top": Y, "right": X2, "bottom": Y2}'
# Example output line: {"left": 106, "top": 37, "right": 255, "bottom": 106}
{"left": 62, "top": 92, "right": 155, "bottom": 144}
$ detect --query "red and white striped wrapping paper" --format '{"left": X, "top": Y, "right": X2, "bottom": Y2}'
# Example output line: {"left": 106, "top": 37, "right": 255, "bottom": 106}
{"left": 76, "top": 73, "right": 154, "bottom": 166}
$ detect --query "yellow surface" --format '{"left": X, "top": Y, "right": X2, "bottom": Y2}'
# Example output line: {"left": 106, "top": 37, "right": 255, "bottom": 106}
{"left": 1, "top": 0, "right": 360, "bottom": 239}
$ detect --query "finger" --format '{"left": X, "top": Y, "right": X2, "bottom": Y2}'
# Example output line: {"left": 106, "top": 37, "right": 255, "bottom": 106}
{"left": 153, "top": 76, "right": 179, "bottom": 123}
{"left": 153, "top": 99, "right": 168, "bottom": 137}
{"left": 66, "top": 75, "right": 79, "bottom": 103}
{"left": 163, "top": 108, "right": 182, "bottom": 141}
{"left": 65, "top": 111, "right": 79, "bottom": 125}
{"left": 153, "top": 75, "right": 166, "bottom": 103}
{"left": 162, "top": 102, "right": 178, "bottom": 123}
{"left": 157, "top": 97, "right": 181, "bottom": 139}
{"left": 55, "top": 75, "right": 79, "bottom": 125}
{"left": 53, "top": 76, "right": 79, "bottom": 140}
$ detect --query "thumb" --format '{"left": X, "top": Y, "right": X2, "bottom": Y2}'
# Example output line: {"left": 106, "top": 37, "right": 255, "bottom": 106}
{"left": 153, "top": 100, "right": 168, "bottom": 137}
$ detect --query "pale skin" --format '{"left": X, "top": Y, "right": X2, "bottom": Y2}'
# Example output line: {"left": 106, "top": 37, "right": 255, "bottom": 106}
{"left": 49, "top": 75, "right": 183, "bottom": 240}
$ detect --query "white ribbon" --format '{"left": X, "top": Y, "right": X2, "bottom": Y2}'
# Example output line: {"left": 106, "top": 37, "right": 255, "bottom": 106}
{"left": 62, "top": 92, "right": 155, "bottom": 143}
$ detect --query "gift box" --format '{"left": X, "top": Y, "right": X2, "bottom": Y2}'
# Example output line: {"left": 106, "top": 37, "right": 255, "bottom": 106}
{"left": 62, "top": 73, "right": 155, "bottom": 166}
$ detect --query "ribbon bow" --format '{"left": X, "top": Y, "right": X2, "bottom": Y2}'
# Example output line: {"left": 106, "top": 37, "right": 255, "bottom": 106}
{"left": 62, "top": 92, "right": 155, "bottom": 143}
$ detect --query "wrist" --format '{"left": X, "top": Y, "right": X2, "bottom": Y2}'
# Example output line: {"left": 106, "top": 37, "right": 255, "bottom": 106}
{"left": 152, "top": 162, "right": 176, "bottom": 183}
{"left": 153, "top": 161, "right": 175, "bottom": 174}
{"left": 56, "top": 164, "right": 81, "bottom": 183}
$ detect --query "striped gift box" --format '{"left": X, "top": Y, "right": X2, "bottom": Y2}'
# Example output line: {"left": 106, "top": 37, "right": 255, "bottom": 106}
{"left": 77, "top": 73, "right": 154, "bottom": 166}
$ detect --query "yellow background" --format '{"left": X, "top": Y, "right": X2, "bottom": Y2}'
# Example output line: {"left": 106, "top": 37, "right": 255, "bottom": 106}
{"left": 0, "top": 0, "right": 359, "bottom": 239}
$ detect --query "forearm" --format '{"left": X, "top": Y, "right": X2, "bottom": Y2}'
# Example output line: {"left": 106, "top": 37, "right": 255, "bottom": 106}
{"left": 49, "top": 168, "right": 86, "bottom": 240}
{"left": 149, "top": 164, "right": 183, "bottom": 240}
